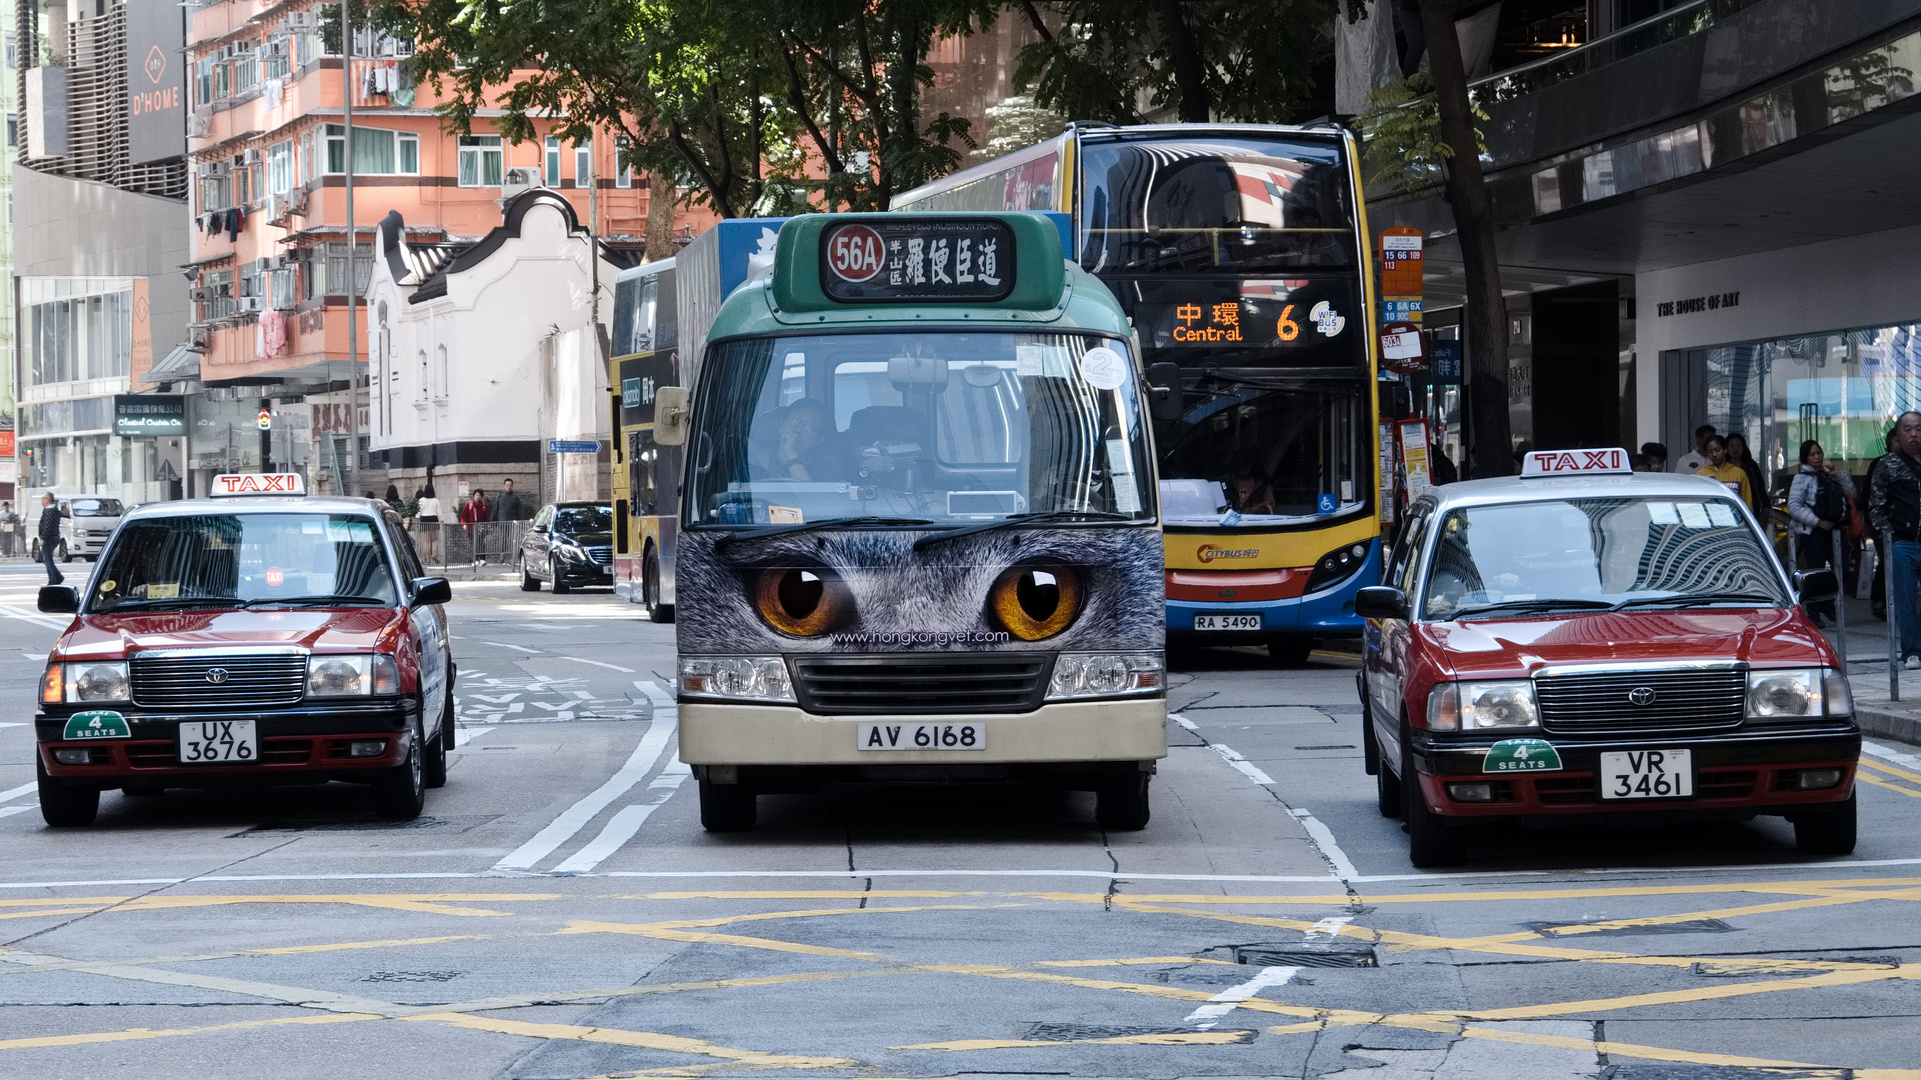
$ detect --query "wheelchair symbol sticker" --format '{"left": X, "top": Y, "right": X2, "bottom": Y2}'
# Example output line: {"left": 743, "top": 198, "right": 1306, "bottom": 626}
{"left": 1317, "top": 493, "right": 1337, "bottom": 513}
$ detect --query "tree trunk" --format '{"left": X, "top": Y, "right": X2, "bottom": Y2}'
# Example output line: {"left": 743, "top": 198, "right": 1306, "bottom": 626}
{"left": 646, "top": 169, "right": 677, "bottom": 261}
{"left": 1160, "top": 0, "right": 1210, "bottom": 122}
{"left": 1418, "top": 0, "right": 1511, "bottom": 477}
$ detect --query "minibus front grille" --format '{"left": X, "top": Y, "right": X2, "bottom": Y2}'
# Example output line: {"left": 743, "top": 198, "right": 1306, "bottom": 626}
{"left": 790, "top": 654, "right": 1051, "bottom": 715}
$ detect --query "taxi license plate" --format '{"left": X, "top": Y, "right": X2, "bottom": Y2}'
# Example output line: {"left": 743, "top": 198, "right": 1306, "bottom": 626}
{"left": 1193, "top": 614, "right": 1262, "bottom": 631}
{"left": 179, "top": 720, "right": 258, "bottom": 764}
{"left": 1600, "top": 749, "right": 1692, "bottom": 800}
{"left": 857, "top": 722, "right": 985, "bottom": 751}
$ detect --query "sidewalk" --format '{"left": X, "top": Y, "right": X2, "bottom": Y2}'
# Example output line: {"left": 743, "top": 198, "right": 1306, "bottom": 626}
{"left": 1825, "top": 593, "right": 1921, "bottom": 747}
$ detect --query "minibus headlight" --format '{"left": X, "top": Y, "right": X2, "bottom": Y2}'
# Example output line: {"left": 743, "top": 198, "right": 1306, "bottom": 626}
{"left": 66, "top": 662, "right": 130, "bottom": 703}
{"left": 307, "top": 654, "right": 401, "bottom": 697}
{"left": 679, "top": 656, "right": 795, "bottom": 703}
{"left": 1046, "top": 653, "right": 1162, "bottom": 700}
{"left": 1747, "top": 669, "right": 1822, "bottom": 718}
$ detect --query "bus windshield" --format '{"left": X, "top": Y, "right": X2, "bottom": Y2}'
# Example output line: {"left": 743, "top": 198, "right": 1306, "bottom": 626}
{"left": 1158, "top": 382, "right": 1369, "bottom": 526}
{"left": 688, "top": 332, "right": 1154, "bottom": 527}
{"left": 1078, "top": 134, "right": 1356, "bottom": 274}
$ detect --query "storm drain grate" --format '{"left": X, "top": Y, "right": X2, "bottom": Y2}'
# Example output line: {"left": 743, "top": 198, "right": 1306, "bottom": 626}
{"left": 240, "top": 815, "right": 500, "bottom": 835}
{"left": 1023, "top": 1023, "right": 1255, "bottom": 1043}
{"left": 1693, "top": 955, "right": 1902, "bottom": 977}
{"left": 1527, "top": 918, "right": 1734, "bottom": 938}
{"left": 1234, "top": 942, "right": 1377, "bottom": 968}
{"left": 1295, "top": 745, "right": 1356, "bottom": 751}
{"left": 362, "top": 970, "right": 465, "bottom": 983}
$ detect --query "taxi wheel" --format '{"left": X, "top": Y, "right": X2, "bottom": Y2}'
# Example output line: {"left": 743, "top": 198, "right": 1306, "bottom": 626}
{"left": 519, "top": 556, "right": 541, "bottom": 592}
{"left": 1376, "top": 753, "right": 1403, "bottom": 818}
{"left": 1401, "top": 744, "right": 1465, "bottom": 867}
{"left": 1359, "top": 694, "right": 1379, "bottom": 776}
{"left": 371, "top": 718, "right": 426, "bottom": 820}
{"left": 423, "top": 704, "right": 449, "bottom": 791}
{"left": 37, "top": 758, "right": 98, "bottom": 827}
{"left": 550, "top": 557, "right": 572, "bottom": 594}
{"left": 1096, "top": 773, "right": 1152, "bottom": 831}
{"left": 1792, "top": 792, "right": 1857, "bottom": 855}
{"left": 699, "top": 778, "right": 756, "bottom": 832}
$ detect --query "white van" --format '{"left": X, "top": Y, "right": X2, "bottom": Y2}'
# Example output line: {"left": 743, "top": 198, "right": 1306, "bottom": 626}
{"left": 30, "top": 496, "right": 126, "bottom": 561}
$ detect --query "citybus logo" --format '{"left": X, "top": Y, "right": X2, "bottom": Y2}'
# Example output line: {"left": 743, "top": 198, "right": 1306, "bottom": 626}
{"left": 1197, "top": 545, "right": 1258, "bottom": 563}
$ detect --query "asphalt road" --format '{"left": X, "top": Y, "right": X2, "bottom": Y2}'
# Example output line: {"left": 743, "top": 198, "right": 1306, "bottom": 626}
{"left": 3, "top": 560, "right": 1920, "bottom": 1078}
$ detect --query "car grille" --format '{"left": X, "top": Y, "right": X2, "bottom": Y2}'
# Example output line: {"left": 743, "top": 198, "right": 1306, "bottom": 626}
{"left": 790, "top": 654, "right": 1051, "bottom": 715}
{"left": 131, "top": 652, "right": 308, "bottom": 709}
{"left": 1535, "top": 667, "right": 1745, "bottom": 735}
{"left": 586, "top": 545, "right": 613, "bottom": 566}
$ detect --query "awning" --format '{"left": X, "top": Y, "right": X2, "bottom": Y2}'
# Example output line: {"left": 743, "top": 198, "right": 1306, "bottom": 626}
{"left": 141, "top": 343, "right": 200, "bottom": 385}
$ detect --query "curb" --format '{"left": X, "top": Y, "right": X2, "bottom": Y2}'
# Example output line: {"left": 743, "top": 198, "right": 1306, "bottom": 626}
{"left": 1853, "top": 703, "right": 1921, "bottom": 748}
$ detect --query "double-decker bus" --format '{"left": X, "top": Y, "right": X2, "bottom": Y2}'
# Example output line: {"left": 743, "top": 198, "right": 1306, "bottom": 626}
{"left": 894, "top": 124, "right": 1381, "bottom": 660}
{"left": 609, "top": 257, "right": 681, "bottom": 621}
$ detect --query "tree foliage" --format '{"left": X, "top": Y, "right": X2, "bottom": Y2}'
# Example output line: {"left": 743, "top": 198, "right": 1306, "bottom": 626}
{"left": 1356, "top": 70, "right": 1485, "bottom": 193}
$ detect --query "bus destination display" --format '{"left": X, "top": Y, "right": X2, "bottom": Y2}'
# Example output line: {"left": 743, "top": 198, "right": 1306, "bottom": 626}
{"left": 821, "top": 218, "right": 1015, "bottom": 303}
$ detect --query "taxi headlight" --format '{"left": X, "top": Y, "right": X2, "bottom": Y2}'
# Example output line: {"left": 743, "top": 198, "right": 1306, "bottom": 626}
{"left": 307, "top": 654, "right": 400, "bottom": 697}
{"left": 1747, "top": 669, "right": 1823, "bottom": 718}
{"left": 66, "top": 662, "right": 129, "bottom": 703}
{"left": 679, "top": 656, "right": 794, "bottom": 703}
{"left": 1046, "top": 653, "right": 1163, "bottom": 700}
{"left": 1429, "top": 681, "right": 1539, "bottom": 731}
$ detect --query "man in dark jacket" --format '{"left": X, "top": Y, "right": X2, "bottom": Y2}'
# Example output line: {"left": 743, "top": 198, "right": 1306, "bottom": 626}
{"left": 36, "top": 493, "right": 63, "bottom": 586}
{"left": 1870, "top": 411, "right": 1921, "bottom": 664}
{"left": 492, "top": 478, "right": 528, "bottom": 522}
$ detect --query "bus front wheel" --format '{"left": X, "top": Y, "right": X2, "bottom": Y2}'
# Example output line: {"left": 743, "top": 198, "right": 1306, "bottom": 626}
{"left": 699, "top": 778, "right": 756, "bottom": 832}
{"left": 643, "top": 548, "right": 674, "bottom": 624}
{"left": 1095, "top": 773, "right": 1151, "bottom": 831}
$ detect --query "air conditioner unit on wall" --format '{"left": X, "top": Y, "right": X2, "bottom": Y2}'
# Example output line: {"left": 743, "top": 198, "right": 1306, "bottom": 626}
{"left": 500, "top": 167, "right": 543, "bottom": 199}
{"left": 287, "top": 10, "right": 319, "bottom": 30}
{"left": 238, "top": 297, "right": 264, "bottom": 313}
{"left": 243, "top": 148, "right": 261, "bottom": 164}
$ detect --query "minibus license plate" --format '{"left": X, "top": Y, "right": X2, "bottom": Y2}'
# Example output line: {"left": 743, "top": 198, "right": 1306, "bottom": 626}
{"left": 857, "top": 723, "right": 985, "bottom": 751}
{"left": 1193, "top": 614, "right": 1261, "bottom": 631}
{"left": 179, "top": 720, "right": 258, "bottom": 764}
{"left": 1599, "top": 749, "right": 1692, "bottom": 799}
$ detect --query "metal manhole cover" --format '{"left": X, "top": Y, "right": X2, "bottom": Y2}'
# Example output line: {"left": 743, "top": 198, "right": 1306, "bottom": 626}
{"left": 1234, "top": 942, "right": 1377, "bottom": 968}
{"left": 362, "top": 970, "right": 465, "bottom": 983}
{"left": 1527, "top": 918, "right": 1733, "bottom": 938}
{"left": 1023, "top": 1023, "right": 1255, "bottom": 1043}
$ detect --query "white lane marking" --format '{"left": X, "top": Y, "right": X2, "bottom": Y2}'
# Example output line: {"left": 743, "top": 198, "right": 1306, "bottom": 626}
{"left": 1210, "top": 743, "right": 1275, "bottom": 785}
{"left": 0, "top": 722, "right": 27, "bottom": 729}
{"left": 1862, "top": 739, "right": 1921, "bottom": 772}
{"left": 481, "top": 641, "right": 542, "bottom": 654}
{"left": 453, "top": 726, "right": 495, "bottom": 748}
{"left": 0, "top": 604, "right": 68, "bottom": 630}
{"left": 20, "top": 652, "right": 40, "bottom": 660}
{"left": 552, "top": 759, "right": 693, "bottom": 874}
{"left": 635, "top": 680, "right": 677, "bottom": 721}
{"left": 0, "top": 804, "right": 38, "bottom": 820}
{"left": 1180, "top": 965, "right": 1300, "bottom": 1029}
{"left": 491, "top": 717, "right": 678, "bottom": 871}
{"left": 0, "top": 782, "right": 38, "bottom": 804}
{"left": 1289, "top": 808, "right": 1361, "bottom": 882}
{"left": 560, "top": 657, "right": 636, "bottom": 673}
{"left": 1170, "top": 713, "right": 1199, "bottom": 731}
{"left": 1304, "top": 915, "right": 1353, "bottom": 938}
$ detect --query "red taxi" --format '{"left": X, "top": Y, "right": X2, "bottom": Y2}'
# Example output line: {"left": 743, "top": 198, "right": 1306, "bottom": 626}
{"left": 1358, "top": 448, "right": 1859, "bottom": 867}
{"left": 32, "top": 474, "right": 456, "bottom": 825}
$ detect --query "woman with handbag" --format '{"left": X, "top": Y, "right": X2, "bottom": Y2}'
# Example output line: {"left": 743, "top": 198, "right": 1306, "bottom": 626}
{"left": 1788, "top": 439, "right": 1855, "bottom": 626}
{"left": 415, "top": 484, "right": 443, "bottom": 566}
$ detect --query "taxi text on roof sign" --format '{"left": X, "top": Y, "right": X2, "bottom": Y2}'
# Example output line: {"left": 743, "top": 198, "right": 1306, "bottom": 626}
{"left": 210, "top": 472, "right": 306, "bottom": 496}
{"left": 1520, "top": 447, "right": 1633, "bottom": 479}
{"left": 772, "top": 212, "right": 1067, "bottom": 314}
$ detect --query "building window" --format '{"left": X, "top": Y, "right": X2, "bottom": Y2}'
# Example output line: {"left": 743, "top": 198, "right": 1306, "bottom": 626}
{"left": 198, "top": 170, "right": 232, "bottom": 214}
{"left": 200, "top": 269, "right": 235, "bottom": 322}
{"left": 4, "top": 32, "right": 15, "bottom": 69}
{"left": 324, "top": 124, "right": 420, "bottom": 175}
{"left": 267, "top": 140, "right": 294, "bottom": 195}
{"left": 614, "top": 137, "right": 633, "bottom": 189}
{"left": 458, "top": 135, "right": 503, "bottom": 187}
{"left": 22, "top": 278, "right": 137, "bottom": 386}
{"left": 575, "top": 140, "right": 592, "bottom": 186}
{"left": 417, "top": 350, "right": 429, "bottom": 402}
{"left": 271, "top": 267, "right": 297, "bottom": 310}
{"left": 196, "top": 57, "right": 215, "bottom": 106}
{"left": 544, "top": 136, "right": 560, "bottom": 187}
{"left": 262, "top": 32, "right": 291, "bottom": 80}
{"left": 436, "top": 344, "right": 449, "bottom": 398}
{"left": 5, "top": 113, "right": 15, "bottom": 148}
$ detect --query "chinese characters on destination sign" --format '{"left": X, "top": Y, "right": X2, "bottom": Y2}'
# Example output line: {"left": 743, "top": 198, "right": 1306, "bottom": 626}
{"left": 821, "top": 219, "right": 1015, "bottom": 303}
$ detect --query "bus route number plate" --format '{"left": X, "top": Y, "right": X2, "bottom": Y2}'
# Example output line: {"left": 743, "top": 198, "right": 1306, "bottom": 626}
{"left": 1193, "top": 614, "right": 1262, "bottom": 631}
{"left": 857, "top": 722, "right": 986, "bottom": 751}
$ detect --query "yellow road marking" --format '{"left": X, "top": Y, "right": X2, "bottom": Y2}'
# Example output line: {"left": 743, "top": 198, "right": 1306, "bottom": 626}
{"left": 1417, "top": 965, "right": 1913, "bottom": 1021}
{"left": 0, "top": 1012, "right": 380, "bottom": 1051}
{"left": 1035, "top": 956, "right": 1240, "bottom": 968}
{"left": 900, "top": 1030, "right": 1252, "bottom": 1051}
{"left": 1858, "top": 774, "right": 1921, "bottom": 799}
{"left": 1859, "top": 756, "right": 1921, "bottom": 784}
{"left": 408, "top": 1012, "right": 854, "bottom": 1069}
{"left": 1023, "top": 878, "right": 1921, "bottom": 906}
{"left": 253, "top": 935, "right": 489, "bottom": 955}
{"left": 629, "top": 891, "right": 970, "bottom": 900}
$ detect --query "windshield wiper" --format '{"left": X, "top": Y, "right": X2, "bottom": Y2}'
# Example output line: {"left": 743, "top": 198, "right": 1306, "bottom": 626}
{"left": 1608, "top": 591, "right": 1780, "bottom": 612}
{"left": 1446, "top": 598, "right": 1616, "bottom": 620}
{"left": 714, "top": 516, "right": 935, "bottom": 552}
{"left": 912, "top": 510, "right": 1136, "bottom": 551}
{"left": 96, "top": 597, "right": 244, "bottom": 610}
{"left": 239, "top": 595, "right": 391, "bottom": 608}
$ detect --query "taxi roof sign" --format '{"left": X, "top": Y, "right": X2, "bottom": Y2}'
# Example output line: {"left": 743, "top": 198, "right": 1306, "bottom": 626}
{"left": 1520, "top": 448, "right": 1633, "bottom": 479}
{"left": 210, "top": 472, "right": 306, "bottom": 496}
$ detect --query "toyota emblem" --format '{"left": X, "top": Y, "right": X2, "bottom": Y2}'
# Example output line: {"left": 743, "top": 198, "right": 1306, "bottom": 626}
{"left": 205, "top": 668, "right": 230, "bottom": 685}
{"left": 1627, "top": 686, "right": 1656, "bottom": 706}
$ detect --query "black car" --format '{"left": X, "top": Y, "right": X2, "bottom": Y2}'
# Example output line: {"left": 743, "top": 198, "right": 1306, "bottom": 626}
{"left": 518, "top": 503, "right": 615, "bottom": 593}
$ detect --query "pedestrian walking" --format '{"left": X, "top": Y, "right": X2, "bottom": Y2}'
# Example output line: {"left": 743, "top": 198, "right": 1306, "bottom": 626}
{"left": 36, "top": 493, "right": 63, "bottom": 586}
{"left": 1695, "top": 434, "right": 1751, "bottom": 505}
{"left": 1788, "top": 439, "right": 1855, "bottom": 626}
{"left": 1724, "top": 432, "right": 1771, "bottom": 524}
{"left": 460, "top": 488, "right": 493, "bottom": 529}
{"left": 0, "top": 501, "right": 19, "bottom": 557}
{"left": 492, "top": 478, "right": 528, "bottom": 522}
{"left": 1869, "top": 411, "right": 1921, "bottom": 666}
{"left": 1871, "top": 428, "right": 1899, "bottom": 619}
{"left": 415, "top": 484, "right": 443, "bottom": 565}
{"left": 1675, "top": 425, "right": 1716, "bottom": 473}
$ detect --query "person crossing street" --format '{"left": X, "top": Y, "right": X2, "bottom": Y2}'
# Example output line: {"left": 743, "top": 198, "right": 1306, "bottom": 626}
{"left": 36, "top": 493, "right": 64, "bottom": 585}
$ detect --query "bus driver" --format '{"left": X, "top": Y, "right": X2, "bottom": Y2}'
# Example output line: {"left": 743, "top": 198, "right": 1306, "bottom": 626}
{"left": 772, "top": 398, "right": 843, "bottom": 482}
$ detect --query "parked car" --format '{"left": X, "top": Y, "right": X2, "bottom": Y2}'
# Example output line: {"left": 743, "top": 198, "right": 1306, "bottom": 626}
{"left": 29, "top": 495, "right": 125, "bottom": 562}
{"left": 518, "top": 503, "right": 615, "bottom": 593}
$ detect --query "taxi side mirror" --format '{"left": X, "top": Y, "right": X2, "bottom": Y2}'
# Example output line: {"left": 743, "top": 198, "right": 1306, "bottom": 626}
{"left": 1793, "top": 568, "right": 1838, "bottom": 604}
{"left": 1145, "top": 362, "right": 1185, "bottom": 422}
{"left": 1355, "top": 585, "right": 1408, "bottom": 621}
{"left": 411, "top": 577, "right": 453, "bottom": 606}
{"left": 37, "top": 585, "right": 77, "bottom": 614}
{"left": 653, "top": 386, "right": 690, "bottom": 447}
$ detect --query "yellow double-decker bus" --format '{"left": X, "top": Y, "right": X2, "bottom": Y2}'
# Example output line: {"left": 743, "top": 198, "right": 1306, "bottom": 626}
{"left": 894, "top": 124, "right": 1383, "bottom": 660}
{"left": 609, "top": 257, "right": 680, "bottom": 621}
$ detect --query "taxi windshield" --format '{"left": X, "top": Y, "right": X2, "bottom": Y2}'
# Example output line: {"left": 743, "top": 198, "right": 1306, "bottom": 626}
{"left": 1421, "top": 496, "right": 1788, "bottom": 620}
{"left": 87, "top": 513, "right": 399, "bottom": 612}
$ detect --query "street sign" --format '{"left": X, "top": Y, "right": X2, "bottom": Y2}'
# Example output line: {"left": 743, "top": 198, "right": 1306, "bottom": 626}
{"left": 548, "top": 440, "right": 601, "bottom": 454}
{"left": 114, "top": 394, "right": 186, "bottom": 436}
{"left": 1380, "top": 226, "right": 1424, "bottom": 297}
{"left": 1380, "top": 320, "right": 1426, "bottom": 373}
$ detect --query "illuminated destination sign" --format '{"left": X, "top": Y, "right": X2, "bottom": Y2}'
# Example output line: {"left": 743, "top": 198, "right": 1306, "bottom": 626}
{"left": 820, "top": 218, "right": 1015, "bottom": 303}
